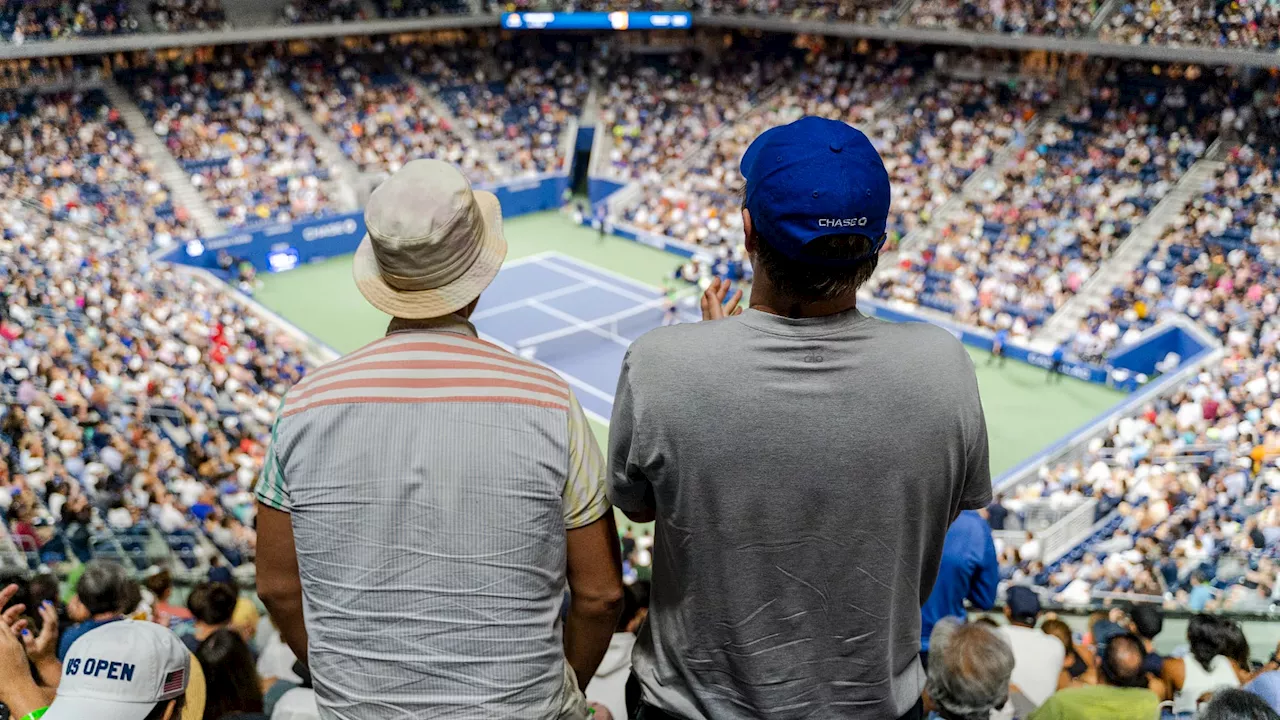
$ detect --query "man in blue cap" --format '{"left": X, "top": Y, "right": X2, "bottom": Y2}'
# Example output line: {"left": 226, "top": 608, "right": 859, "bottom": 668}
{"left": 607, "top": 116, "right": 992, "bottom": 720}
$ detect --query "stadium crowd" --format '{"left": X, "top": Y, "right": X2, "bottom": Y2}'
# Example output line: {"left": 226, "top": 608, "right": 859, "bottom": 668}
{"left": 872, "top": 69, "right": 1216, "bottom": 336}
{"left": 124, "top": 54, "right": 338, "bottom": 228}
{"left": 0, "top": 1, "right": 136, "bottom": 43}
{"left": 0, "top": 88, "right": 198, "bottom": 252}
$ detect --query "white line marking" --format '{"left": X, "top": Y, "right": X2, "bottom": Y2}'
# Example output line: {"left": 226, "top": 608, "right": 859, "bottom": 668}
{"left": 543, "top": 252, "right": 670, "bottom": 295}
{"left": 477, "top": 330, "right": 617, "bottom": 406}
{"left": 526, "top": 299, "right": 633, "bottom": 348}
{"left": 471, "top": 281, "right": 594, "bottom": 320}
{"left": 533, "top": 259, "right": 656, "bottom": 305}
{"left": 500, "top": 251, "right": 558, "bottom": 269}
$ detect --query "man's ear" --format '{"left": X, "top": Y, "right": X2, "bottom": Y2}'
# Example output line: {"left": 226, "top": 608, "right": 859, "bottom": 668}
{"left": 162, "top": 699, "right": 178, "bottom": 720}
{"left": 742, "top": 208, "right": 755, "bottom": 254}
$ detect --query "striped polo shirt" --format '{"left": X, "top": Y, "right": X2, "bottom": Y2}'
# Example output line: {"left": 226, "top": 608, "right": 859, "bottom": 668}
{"left": 256, "top": 317, "right": 610, "bottom": 720}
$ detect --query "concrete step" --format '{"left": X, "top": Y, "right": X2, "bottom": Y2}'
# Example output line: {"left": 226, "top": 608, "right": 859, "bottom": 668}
{"left": 102, "top": 78, "right": 226, "bottom": 239}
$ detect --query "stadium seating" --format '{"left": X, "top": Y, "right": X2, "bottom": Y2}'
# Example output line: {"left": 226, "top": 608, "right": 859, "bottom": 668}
{"left": 872, "top": 69, "right": 1217, "bottom": 336}
{"left": 123, "top": 56, "right": 337, "bottom": 228}
{"left": 0, "top": 194, "right": 292, "bottom": 577}
{"left": 0, "top": 1, "right": 136, "bottom": 43}
{"left": 0, "top": 88, "right": 197, "bottom": 251}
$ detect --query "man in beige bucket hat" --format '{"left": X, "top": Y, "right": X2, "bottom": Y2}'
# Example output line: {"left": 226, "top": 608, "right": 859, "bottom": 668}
{"left": 256, "top": 159, "right": 625, "bottom": 720}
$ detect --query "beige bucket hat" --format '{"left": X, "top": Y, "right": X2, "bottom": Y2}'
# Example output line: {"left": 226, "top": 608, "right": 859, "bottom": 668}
{"left": 353, "top": 159, "right": 507, "bottom": 319}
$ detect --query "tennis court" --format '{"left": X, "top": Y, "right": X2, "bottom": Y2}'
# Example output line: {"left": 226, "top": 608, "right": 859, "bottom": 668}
{"left": 472, "top": 252, "right": 698, "bottom": 421}
{"left": 254, "top": 211, "right": 1127, "bottom": 477}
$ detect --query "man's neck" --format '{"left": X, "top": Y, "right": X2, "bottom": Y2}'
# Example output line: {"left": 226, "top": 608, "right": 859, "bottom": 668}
{"left": 386, "top": 314, "right": 475, "bottom": 337}
{"left": 749, "top": 281, "right": 859, "bottom": 319}
{"left": 90, "top": 612, "right": 120, "bottom": 623}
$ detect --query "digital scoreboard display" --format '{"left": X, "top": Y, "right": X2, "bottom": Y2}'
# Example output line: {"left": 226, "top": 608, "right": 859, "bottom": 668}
{"left": 501, "top": 11, "right": 692, "bottom": 30}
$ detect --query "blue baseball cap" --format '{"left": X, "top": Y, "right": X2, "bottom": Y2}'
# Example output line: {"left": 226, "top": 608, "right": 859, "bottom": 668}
{"left": 740, "top": 116, "right": 891, "bottom": 264}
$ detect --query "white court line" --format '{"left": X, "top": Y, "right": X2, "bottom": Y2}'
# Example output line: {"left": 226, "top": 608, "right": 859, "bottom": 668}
{"left": 471, "top": 281, "right": 594, "bottom": 321}
{"left": 477, "top": 330, "right": 616, "bottom": 418}
{"left": 542, "top": 252, "right": 669, "bottom": 295}
{"left": 533, "top": 259, "right": 656, "bottom": 305}
{"left": 527, "top": 299, "right": 632, "bottom": 348}
{"left": 499, "top": 250, "right": 558, "bottom": 270}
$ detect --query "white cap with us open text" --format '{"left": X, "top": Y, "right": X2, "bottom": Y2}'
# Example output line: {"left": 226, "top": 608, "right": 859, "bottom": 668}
{"left": 46, "top": 620, "right": 190, "bottom": 720}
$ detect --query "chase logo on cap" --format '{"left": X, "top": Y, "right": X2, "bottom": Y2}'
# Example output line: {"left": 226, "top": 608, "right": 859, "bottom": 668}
{"left": 740, "top": 116, "right": 892, "bottom": 264}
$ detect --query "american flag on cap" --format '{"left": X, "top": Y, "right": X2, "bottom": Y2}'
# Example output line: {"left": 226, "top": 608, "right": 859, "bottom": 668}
{"left": 162, "top": 669, "right": 186, "bottom": 694}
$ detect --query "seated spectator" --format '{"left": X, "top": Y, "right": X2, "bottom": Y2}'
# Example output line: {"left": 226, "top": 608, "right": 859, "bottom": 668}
{"left": 924, "top": 617, "right": 1015, "bottom": 720}
{"left": 1164, "top": 615, "right": 1250, "bottom": 714}
{"left": 1029, "top": 633, "right": 1160, "bottom": 720}
{"left": 1129, "top": 605, "right": 1165, "bottom": 677}
{"left": 1001, "top": 586, "right": 1065, "bottom": 707}
{"left": 58, "top": 559, "right": 129, "bottom": 660}
{"left": 185, "top": 581, "right": 238, "bottom": 653}
{"left": 197, "top": 629, "right": 268, "bottom": 720}
{"left": 1041, "top": 618, "right": 1094, "bottom": 688}
{"left": 147, "top": 568, "right": 195, "bottom": 631}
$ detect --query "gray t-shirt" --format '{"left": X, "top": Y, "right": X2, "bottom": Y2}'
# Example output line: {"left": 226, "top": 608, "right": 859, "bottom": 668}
{"left": 607, "top": 307, "right": 991, "bottom": 719}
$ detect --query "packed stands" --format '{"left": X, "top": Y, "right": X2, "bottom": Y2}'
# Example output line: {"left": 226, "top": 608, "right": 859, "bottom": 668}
{"left": 1100, "top": 0, "right": 1280, "bottom": 51}
{"left": 596, "top": 54, "right": 774, "bottom": 185}
{"left": 420, "top": 43, "right": 588, "bottom": 180}
{"left": 0, "top": 88, "right": 197, "bottom": 251}
{"left": 1078, "top": 145, "right": 1280, "bottom": 359}
{"left": 872, "top": 67, "right": 1218, "bottom": 336}
{"left": 703, "top": 0, "right": 900, "bottom": 23}
{"left": 614, "top": 51, "right": 1056, "bottom": 250}
{"left": 148, "top": 0, "right": 228, "bottom": 32}
{"left": 289, "top": 44, "right": 485, "bottom": 179}
{"left": 375, "top": 0, "right": 471, "bottom": 17}
{"left": 907, "top": 0, "right": 1099, "bottom": 35}
{"left": 0, "top": 1, "right": 136, "bottom": 43}
{"left": 0, "top": 192, "right": 291, "bottom": 575}
{"left": 123, "top": 55, "right": 338, "bottom": 228}
{"left": 281, "top": 0, "right": 368, "bottom": 23}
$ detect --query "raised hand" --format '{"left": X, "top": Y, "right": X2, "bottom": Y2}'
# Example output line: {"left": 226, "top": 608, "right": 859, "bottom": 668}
{"left": 700, "top": 277, "right": 744, "bottom": 321}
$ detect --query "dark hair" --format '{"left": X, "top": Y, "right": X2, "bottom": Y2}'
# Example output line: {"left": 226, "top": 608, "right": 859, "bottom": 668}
{"left": 77, "top": 560, "right": 129, "bottom": 616}
{"left": 1219, "top": 618, "right": 1251, "bottom": 671}
{"left": 143, "top": 697, "right": 186, "bottom": 720}
{"left": 749, "top": 228, "right": 881, "bottom": 303}
{"left": 1189, "top": 614, "right": 1231, "bottom": 671}
{"left": 1099, "top": 633, "right": 1149, "bottom": 689}
{"left": 1200, "top": 689, "right": 1280, "bottom": 720}
{"left": 144, "top": 569, "right": 174, "bottom": 601}
{"left": 187, "top": 582, "right": 238, "bottom": 627}
{"left": 196, "top": 629, "right": 264, "bottom": 720}
{"left": 1130, "top": 604, "right": 1163, "bottom": 641}
{"left": 119, "top": 579, "right": 143, "bottom": 616}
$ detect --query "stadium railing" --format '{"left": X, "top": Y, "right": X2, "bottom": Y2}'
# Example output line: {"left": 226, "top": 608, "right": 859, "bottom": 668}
{"left": 992, "top": 498, "right": 1098, "bottom": 566}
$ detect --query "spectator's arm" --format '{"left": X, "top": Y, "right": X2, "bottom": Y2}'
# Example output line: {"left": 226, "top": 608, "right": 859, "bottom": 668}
{"left": 607, "top": 350, "right": 655, "bottom": 523}
{"left": 968, "top": 528, "right": 1000, "bottom": 611}
{"left": 257, "top": 504, "right": 307, "bottom": 665}
{"left": 564, "top": 512, "right": 624, "bottom": 689}
{"left": 0, "top": 625, "right": 47, "bottom": 719}
{"left": 563, "top": 389, "right": 624, "bottom": 688}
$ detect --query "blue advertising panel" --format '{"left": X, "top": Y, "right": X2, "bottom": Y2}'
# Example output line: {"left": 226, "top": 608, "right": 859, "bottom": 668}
{"left": 501, "top": 11, "right": 692, "bottom": 30}
{"left": 170, "top": 175, "right": 570, "bottom": 273}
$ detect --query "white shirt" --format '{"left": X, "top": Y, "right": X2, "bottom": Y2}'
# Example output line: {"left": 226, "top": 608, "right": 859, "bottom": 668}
{"left": 1002, "top": 624, "right": 1066, "bottom": 707}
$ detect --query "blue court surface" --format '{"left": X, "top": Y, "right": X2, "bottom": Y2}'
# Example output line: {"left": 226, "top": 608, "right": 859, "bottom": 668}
{"left": 473, "top": 252, "right": 698, "bottom": 422}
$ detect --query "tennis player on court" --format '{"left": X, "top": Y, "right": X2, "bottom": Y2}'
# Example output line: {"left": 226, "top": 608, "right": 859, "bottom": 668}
{"left": 607, "top": 117, "right": 992, "bottom": 720}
